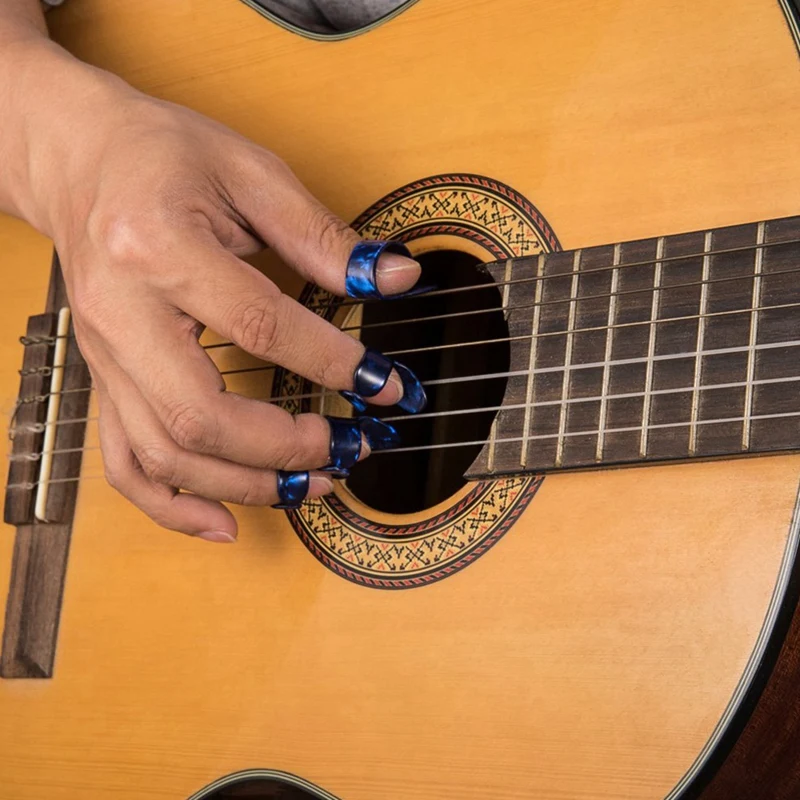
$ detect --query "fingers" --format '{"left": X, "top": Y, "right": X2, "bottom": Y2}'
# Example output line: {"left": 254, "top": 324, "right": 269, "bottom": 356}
{"left": 96, "top": 377, "right": 335, "bottom": 539}
{"left": 161, "top": 237, "right": 409, "bottom": 406}
{"left": 225, "top": 150, "right": 421, "bottom": 296}
{"left": 95, "top": 382, "right": 239, "bottom": 542}
{"left": 95, "top": 303, "right": 350, "bottom": 469}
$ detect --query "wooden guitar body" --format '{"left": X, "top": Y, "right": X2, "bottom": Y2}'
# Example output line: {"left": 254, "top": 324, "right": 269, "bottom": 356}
{"left": 1, "top": 1, "right": 800, "bottom": 798}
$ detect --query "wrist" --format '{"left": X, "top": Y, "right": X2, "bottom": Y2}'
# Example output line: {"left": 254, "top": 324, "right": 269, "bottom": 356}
{"left": 0, "top": 37, "right": 135, "bottom": 240}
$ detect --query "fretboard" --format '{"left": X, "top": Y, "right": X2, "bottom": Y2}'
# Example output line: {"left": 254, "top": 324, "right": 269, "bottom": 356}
{"left": 466, "top": 215, "right": 800, "bottom": 478}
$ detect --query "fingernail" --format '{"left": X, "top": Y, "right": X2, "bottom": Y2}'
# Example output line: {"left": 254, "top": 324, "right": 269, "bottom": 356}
{"left": 376, "top": 251, "right": 422, "bottom": 296}
{"left": 340, "top": 348, "right": 393, "bottom": 410}
{"left": 345, "top": 240, "right": 422, "bottom": 300}
{"left": 386, "top": 370, "right": 405, "bottom": 403}
{"left": 309, "top": 475, "right": 335, "bottom": 495}
{"left": 197, "top": 530, "right": 237, "bottom": 544}
{"left": 359, "top": 417, "right": 401, "bottom": 451}
{"left": 340, "top": 348, "right": 426, "bottom": 412}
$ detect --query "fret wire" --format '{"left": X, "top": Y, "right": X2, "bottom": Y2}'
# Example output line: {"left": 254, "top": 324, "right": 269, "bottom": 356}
{"left": 256, "top": 337, "right": 800, "bottom": 405}
{"left": 743, "top": 221, "right": 766, "bottom": 450}
{"left": 17, "top": 236, "right": 800, "bottom": 353}
{"left": 379, "top": 374, "right": 800, "bottom": 423}
{"left": 6, "top": 403, "right": 800, "bottom": 491}
{"left": 487, "top": 417, "right": 498, "bottom": 471}
{"left": 375, "top": 410, "right": 800, "bottom": 456}
{"left": 9, "top": 404, "right": 800, "bottom": 490}
{"left": 501, "top": 258, "right": 513, "bottom": 311}
{"left": 596, "top": 244, "right": 620, "bottom": 461}
{"left": 519, "top": 253, "right": 545, "bottom": 467}
{"left": 18, "top": 263, "right": 800, "bottom": 380}
{"left": 302, "top": 235, "right": 800, "bottom": 315}
{"left": 338, "top": 260, "right": 800, "bottom": 335}
{"left": 382, "top": 298, "right": 798, "bottom": 357}
{"left": 555, "top": 250, "right": 582, "bottom": 467}
{"left": 640, "top": 237, "right": 664, "bottom": 457}
{"left": 11, "top": 373, "right": 800, "bottom": 441}
{"left": 489, "top": 265, "right": 514, "bottom": 470}
{"left": 689, "top": 231, "right": 713, "bottom": 455}
{"left": 15, "top": 316, "right": 800, "bottom": 410}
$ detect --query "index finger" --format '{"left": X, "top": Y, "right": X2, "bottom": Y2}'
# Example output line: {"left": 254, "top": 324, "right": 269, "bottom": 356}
{"left": 167, "top": 236, "right": 421, "bottom": 409}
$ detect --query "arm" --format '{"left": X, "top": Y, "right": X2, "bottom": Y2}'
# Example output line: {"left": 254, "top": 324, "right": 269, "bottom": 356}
{"left": 0, "top": 2, "right": 421, "bottom": 542}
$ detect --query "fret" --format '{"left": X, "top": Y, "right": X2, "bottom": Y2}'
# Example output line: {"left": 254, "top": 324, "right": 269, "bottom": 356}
{"left": 639, "top": 237, "right": 664, "bottom": 457}
{"left": 487, "top": 257, "right": 514, "bottom": 476}
{"left": 509, "top": 409, "right": 800, "bottom": 447}
{"left": 688, "top": 231, "right": 713, "bottom": 454}
{"left": 487, "top": 416, "right": 499, "bottom": 471}
{"left": 519, "top": 253, "right": 545, "bottom": 466}
{"left": 595, "top": 244, "right": 621, "bottom": 461}
{"left": 466, "top": 407, "right": 800, "bottom": 479}
{"left": 501, "top": 258, "right": 513, "bottom": 312}
{"left": 750, "top": 216, "right": 800, "bottom": 451}
{"left": 465, "top": 213, "right": 800, "bottom": 480}
{"left": 742, "top": 221, "right": 765, "bottom": 450}
{"left": 468, "top": 337, "right": 800, "bottom": 384}
{"left": 554, "top": 249, "right": 582, "bottom": 467}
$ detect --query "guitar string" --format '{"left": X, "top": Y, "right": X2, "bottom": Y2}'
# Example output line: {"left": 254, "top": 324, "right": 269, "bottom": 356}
{"left": 307, "top": 236, "right": 800, "bottom": 313}
{"left": 19, "top": 236, "right": 800, "bottom": 351}
{"left": 339, "top": 263, "right": 800, "bottom": 334}
{"left": 13, "top": 299, "right": 800, "bottom": 408}
{"left": 9, "top": 372, "right": 800, "bottom": 461}
{"left": 8, "top": 408, "right": 800, "bottom": 491}
{"left": 8, "top": 239, "right": 799, "bottom": 475}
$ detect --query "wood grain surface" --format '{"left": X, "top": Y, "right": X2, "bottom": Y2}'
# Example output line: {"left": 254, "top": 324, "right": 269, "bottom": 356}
{"left": 0, "top": 1, "right": 799, "bottom": 798}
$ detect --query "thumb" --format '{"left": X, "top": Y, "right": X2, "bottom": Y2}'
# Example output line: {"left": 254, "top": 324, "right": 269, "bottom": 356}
{"left": 231, "top": 152, "right": 421, "bottom": 296}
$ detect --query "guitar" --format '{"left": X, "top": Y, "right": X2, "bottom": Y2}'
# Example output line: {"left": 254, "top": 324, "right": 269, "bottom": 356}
{"left": 2, "top": 1, "right": 800, "bottom": 798}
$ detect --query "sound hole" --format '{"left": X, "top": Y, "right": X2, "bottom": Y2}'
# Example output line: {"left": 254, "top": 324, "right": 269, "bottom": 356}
{"left": 346, "top": 250, "right": 510, "bottom": 513}
{"left": 203, "top": 778, "right": 314, "bottom": 798}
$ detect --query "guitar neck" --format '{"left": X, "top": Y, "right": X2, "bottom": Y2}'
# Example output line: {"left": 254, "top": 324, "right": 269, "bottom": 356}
{"left": 467, "top": 214, "right": 800, "bottom": 478}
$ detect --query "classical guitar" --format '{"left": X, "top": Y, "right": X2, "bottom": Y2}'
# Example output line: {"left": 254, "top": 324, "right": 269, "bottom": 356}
{"left": 2, "top": 1, "right": 800, "bottom": 798}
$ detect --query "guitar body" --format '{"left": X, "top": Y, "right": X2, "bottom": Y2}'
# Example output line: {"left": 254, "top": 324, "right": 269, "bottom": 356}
{"left": 2, "top": 1, "right": 800, "bottom": 798}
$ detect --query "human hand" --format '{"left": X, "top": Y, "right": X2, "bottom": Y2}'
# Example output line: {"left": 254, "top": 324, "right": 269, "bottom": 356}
{"left": 1, "top": 42, "right": 422, "bottom": 542}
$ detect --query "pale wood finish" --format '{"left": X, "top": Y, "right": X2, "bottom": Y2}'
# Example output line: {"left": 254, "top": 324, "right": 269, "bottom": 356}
{"left": 1, "top": 1, "right": 800, "bottom": 798}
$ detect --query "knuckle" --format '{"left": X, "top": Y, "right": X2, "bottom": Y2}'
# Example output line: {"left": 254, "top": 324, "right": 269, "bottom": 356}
{"left": 229, "top": 296, "right": 281, "bottom": 355}
{"left": 147, "top": 508, "right": 177, "bottom": 532}
{"left": 95, "top": 211, "right": 160, "bottom": 266}
{"left": 315, "top": 354, "right": 343, "bottom": 390}
{"left": 135, "top": 444, "right": 177, "bottom": 485}
{"left": 164, "top": 402, "right": 216, "bottom": 452}
{"left": 232, "top": 479, "right": 272, "bottom": 507}
{"left": 307, "top": 205, "right": 354, "bottom": 260}
{"left": 280, "top": 413, "right": 327, "bottom": 470}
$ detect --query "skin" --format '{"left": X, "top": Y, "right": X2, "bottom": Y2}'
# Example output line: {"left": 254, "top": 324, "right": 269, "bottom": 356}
{"left": 0, "top": 0, "right": 421, "bottom": 543}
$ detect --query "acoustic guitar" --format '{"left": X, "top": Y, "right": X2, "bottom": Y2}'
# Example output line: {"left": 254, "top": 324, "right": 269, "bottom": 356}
{"left": 2, "top": 1, "right": 800, "bottom": 798}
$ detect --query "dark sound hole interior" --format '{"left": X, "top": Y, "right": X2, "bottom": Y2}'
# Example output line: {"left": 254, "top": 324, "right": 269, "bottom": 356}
{"left": 345, "top": 249, "right": 510, "bottom": 514}
{"left": 203, "top": 778, "right": 315, "bottom": 798}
